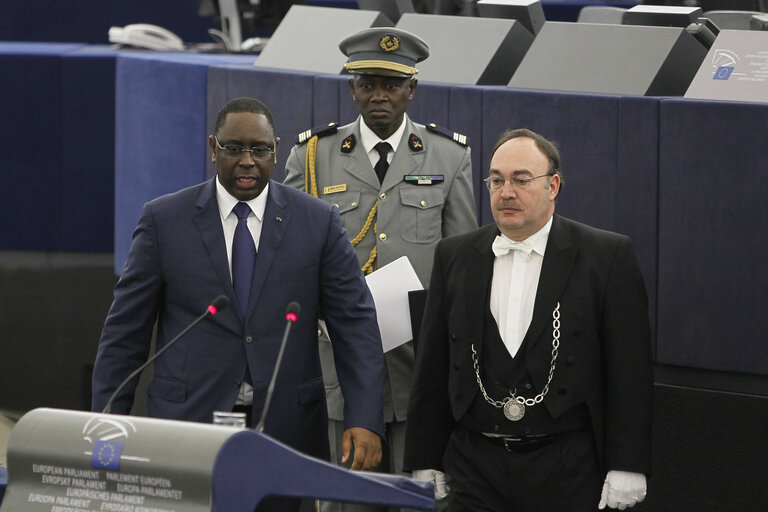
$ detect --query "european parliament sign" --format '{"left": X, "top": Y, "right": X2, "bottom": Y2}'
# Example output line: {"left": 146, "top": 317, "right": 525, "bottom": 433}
{"left": 0, "top": 409, "right": 434, "bottom": 511}
{"left": 685, "top": 30, "right": 768, "bottom": 103}
{"left": 1, "top": 409, "right": 234, "bottom": 512}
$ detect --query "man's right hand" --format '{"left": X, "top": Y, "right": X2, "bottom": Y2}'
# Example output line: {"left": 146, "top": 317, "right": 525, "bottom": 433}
{"left": 412, "top": 469, "right": 449, "bottom": 500}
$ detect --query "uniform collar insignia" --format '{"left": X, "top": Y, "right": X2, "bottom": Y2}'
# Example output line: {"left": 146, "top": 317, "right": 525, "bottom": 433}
{"left": 341, "top": 134, "right": 356, "bottom": 153}
{"left": 408, "top": 133, "right": 423, "bottom": 152}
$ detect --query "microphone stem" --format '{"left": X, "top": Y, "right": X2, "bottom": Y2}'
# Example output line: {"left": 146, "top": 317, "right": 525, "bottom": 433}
{"left": 255, "top": 319, "right": 293, "bottom": 432}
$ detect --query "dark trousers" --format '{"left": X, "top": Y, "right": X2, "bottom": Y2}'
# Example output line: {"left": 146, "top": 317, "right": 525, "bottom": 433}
{"left": 443, "top": 427, "right": 602, "bottom": 512}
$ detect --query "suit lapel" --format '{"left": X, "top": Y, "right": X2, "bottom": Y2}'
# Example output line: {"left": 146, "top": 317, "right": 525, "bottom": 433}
{"left": 247, "top": 181, "right": 290, "bottom": 319}
{"left": 193, "top": 179, "right": 236, "bottom": 308}
{"left": 465, "top": 225, "right": 498, "bottom": 348}
{"left": 522, "top": 215, "right": 578, "bottom": 350}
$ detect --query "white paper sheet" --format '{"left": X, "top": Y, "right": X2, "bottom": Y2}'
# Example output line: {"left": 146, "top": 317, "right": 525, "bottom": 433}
{"left": 365, "top": 256, "right": 424, "bottom": 353}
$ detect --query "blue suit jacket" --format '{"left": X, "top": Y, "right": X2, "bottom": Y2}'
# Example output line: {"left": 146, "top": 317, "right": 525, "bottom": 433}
{"left": 92, "top": 179, "right": 386, "bottom": 459}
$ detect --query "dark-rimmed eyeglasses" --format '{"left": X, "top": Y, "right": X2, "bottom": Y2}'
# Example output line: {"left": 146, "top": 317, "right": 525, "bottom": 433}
{"left": 484, "top": 173, "right": 552, "bottom": 192}
{"left": 214, "top": 136, "right": 275, "bottom": 160}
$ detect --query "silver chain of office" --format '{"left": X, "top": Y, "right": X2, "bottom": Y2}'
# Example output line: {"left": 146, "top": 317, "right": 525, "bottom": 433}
{"left": 471, "top": 302, "right": 560, "bottom": 421}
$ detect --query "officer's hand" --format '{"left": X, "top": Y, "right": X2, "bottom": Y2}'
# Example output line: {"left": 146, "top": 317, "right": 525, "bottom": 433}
{"left": 598, "top": 470, "right": 647, "bottom": 510}
{"left": 341, "top": 427, "right": 382, "bottom": 471}
{"left": 412, "top": 469, "right": 450, "bottom": 500}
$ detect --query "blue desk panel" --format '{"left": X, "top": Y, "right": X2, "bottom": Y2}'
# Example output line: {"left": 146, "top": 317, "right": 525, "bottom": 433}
{"left": 0, "top": 0, "right": 215, "bottom": 44}
{"left": 657, "top": 98, "right": 768, "bottom": 376}
{"left": 0, "top": 42, "right": 116, "bottom": 252}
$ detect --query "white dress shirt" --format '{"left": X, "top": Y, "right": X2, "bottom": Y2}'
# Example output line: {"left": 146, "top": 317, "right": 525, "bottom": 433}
{"left": 490, "top": 216, "right": 553, "bottom": 358}
{"left": 359, "top": 113, "right": 408, "bottom": 169}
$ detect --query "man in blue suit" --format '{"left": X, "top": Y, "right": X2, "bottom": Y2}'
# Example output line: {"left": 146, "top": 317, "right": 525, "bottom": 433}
{"left": 92, "top": 98, "right": 386, "bottom": 505}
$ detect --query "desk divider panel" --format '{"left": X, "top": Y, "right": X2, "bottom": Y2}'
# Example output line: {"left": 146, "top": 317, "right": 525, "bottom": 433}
{"left": 395, "top": 13, "right": 534, "bottom": 86}
{"left": 254, "top": 6, "right": 392, "bottom": 75}
{"left": 657, "top": 98, "right": 768, "bottom": 376}
{"left": 508, "top": 22, "right": 707, "bottom": 96}
{"left": 617, "top": 96, "right": 661, "bottom": 344}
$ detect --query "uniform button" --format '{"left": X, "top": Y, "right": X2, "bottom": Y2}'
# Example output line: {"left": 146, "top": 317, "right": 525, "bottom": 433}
{"left": 245, "top": 335, "right": 253, "bottom": 344}
{"left": 524, "top": 427, "right": 531, "bottom": 434}
{"left": 420, "top": 200, "right": 427, "bottom": 207}
{"left": 524, "top": 382, "right": 533, "bottom": 390}
{"left": 351, "top": 201, "right": 358, "bottom": 207}
{"left": 379, "top": 233, "right": 387, "bottom": 241}
{"left": 452, "top": 363, "right": 460, "bottom": 370}
{"left": 333, "top": 203, "right": 339, "bottom": 208}
{"left": 317, "top": 329, "right": 323, "bottom": 337}
{"left": 493, "top": 425, "right": 500, "bottom": 432}
{"left": 379, "top": 193, "right": 386, "bottom": 200}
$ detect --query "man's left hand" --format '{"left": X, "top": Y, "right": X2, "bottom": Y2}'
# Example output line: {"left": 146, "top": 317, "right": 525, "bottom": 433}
{"left": 341, "top": 427, "right": 382, "bottom": 471}
{"left": 598, "top": 470, "right": 647, "bottom": 510}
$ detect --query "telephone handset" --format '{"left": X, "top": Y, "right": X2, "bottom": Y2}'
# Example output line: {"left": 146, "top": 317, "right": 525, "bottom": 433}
{"left": 109, "top": 24, "right": 185, "bottom": 51}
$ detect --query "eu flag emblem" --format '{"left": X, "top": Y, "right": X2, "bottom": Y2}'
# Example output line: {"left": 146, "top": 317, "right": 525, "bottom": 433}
{"left": 714, "top": 67, "right": 734, "bottom": 80}
{"left": 91, "top": 440, "right": 123, "bottom": 470}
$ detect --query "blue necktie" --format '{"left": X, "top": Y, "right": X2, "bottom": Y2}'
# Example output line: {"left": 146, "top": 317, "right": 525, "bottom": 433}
{"left": 232, "top": 202, "right": 256, "bottom": 318}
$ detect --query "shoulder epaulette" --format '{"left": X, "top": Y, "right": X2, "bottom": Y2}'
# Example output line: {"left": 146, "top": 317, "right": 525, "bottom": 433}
{"left": 296, "top": 122, "right": 338, "bottom": 145}
{"left": 426, "top": 122, "right": 469, "bottom": 146}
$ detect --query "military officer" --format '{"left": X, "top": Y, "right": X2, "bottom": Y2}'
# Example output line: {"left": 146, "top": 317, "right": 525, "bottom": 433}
{"left": 284, "top": 27, "right": 477, "bottom": 511}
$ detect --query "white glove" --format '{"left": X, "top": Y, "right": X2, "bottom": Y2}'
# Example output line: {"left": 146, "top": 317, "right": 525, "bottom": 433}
{"left": 598, "top": 470, "right": 647, "bottom": 510}
{"left": 412, "top": 469, "right": 450, "bottom": 500}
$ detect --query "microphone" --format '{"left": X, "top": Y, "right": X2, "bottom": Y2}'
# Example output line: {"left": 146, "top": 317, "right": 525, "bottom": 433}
{"left": 255, "top": 301, "right": 300, "bottom": 432}
{"left": 101, "top": 295, "right": 229, "bottom": 414}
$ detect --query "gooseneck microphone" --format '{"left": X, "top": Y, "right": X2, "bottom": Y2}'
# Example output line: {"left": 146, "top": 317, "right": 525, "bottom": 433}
{"left": 102, "top": 295, "right": 229, "bottom": 414}
{"left": 255, "top": 301, "right": 300, "bottom": 432}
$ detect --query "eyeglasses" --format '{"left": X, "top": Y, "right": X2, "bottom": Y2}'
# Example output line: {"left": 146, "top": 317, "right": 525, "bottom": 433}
{"left": 214, "top": 136, "right": 275, "bottom": 160}
{"left": 484, "top": 173, "right": 552, "bottom": 192}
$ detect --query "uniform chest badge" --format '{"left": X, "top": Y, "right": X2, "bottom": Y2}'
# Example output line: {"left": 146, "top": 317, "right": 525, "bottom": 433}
{"left": 341, "top": 134, "right": 356, "bottom": 153}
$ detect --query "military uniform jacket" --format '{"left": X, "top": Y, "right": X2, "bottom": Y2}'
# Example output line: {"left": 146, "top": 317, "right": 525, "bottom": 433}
{"left": 284, "top": 116, "right": 477, "bottom": 422}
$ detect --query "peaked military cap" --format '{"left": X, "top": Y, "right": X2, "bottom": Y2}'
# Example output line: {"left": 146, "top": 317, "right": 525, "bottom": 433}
{"left": 339, "top": 27, "right": 429, "bottom": 78}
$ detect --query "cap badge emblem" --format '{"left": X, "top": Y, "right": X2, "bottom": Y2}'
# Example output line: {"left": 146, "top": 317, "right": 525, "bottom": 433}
{"left": 379, "top": 35, "right": 400, "bottom": 52}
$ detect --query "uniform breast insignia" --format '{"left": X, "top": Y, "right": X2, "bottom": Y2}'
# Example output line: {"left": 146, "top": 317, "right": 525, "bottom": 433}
{"left": 323, "top": 184, "right": 347, "bottom": 195}
{"left": 408, "top": 133, "right": 424, "bottom": 152}
{"left": 404, "top": 175, "right": 444, "bottom": 185}
{"left": 340, "top": 134, "right": 356, "bottom": 153}
{"left": 296, "top": 122, "right": 338, "bottom": 145}
{"left": 426, "top": 123, "right": 469, "bottom": 146}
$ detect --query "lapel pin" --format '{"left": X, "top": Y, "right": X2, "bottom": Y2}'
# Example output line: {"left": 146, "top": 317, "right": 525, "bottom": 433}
{"left": 275, "top": 217, "right": 283, "bottom": 222}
